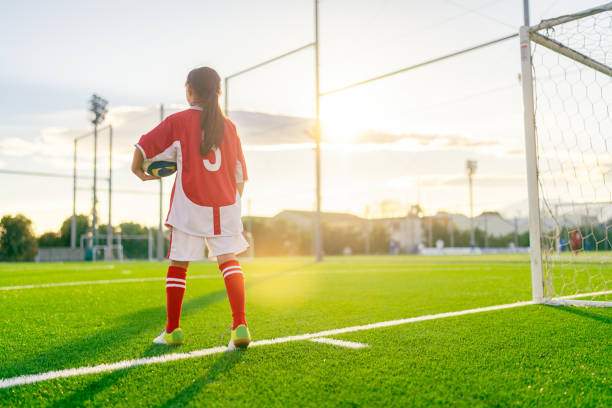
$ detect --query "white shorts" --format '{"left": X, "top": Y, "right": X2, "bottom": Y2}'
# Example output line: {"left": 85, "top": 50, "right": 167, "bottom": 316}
{"left": 167, "top": 228, "right": 249, "bottom": 261}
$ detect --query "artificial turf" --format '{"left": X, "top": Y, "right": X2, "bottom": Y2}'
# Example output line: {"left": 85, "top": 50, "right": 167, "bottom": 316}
{"left": 0, "top": 255, "right": 610, "bottom": 407}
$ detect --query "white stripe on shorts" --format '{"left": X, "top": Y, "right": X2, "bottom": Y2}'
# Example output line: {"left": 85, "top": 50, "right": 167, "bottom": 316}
{"left": 165, "top": 284, "right": 186, "bottom": 289}
{"left": 223, "top": 270, "right": 243, "bottom": 279}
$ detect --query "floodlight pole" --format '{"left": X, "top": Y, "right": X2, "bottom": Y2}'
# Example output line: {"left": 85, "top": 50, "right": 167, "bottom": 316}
{"left": 89, "top": 94, "right": 108, "bottom": 259}
{"left": 484, "top": 214, "right": 488, "bottom": 248}
{"left": 71, "top": 140, "right": 77, "bottom": 248}
{"left": 466, "top": 160, "right": 477, "bottom": 247}
{"left": 157, "top": 104, "right": 165, "bottom": 261}
{"left": 107, "top": 125, "right": 113, "bottom": 259}
{"left": 314, "top": 0, "right": 323, "bottom": 262}
{"left": 92, "top": 123, "right": 98, "bottom": 251}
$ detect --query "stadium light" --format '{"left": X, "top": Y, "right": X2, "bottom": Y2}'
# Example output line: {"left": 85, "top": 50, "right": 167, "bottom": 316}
{"left": 90, "top": 94, "right": 108, "bottom": 125}
{"left": 466, "top": 160, "right": 477, "bottom": 247}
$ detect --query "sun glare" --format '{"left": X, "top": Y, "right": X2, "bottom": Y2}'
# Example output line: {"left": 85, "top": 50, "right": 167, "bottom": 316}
{"left": 320, "top": 96, "right": 371, "bottom": 145}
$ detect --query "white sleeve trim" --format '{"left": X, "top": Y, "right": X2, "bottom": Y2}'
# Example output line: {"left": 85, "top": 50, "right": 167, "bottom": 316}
{"left": 135, "top": 143, "right": 148, "bottom": 160}
{"left": 236, "top": 160, "right": 244, "bottom": 183}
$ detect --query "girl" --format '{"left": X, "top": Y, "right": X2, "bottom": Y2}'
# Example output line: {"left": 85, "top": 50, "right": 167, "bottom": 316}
{"left": 131, "top": 67, "right": 251, "bottom": 350}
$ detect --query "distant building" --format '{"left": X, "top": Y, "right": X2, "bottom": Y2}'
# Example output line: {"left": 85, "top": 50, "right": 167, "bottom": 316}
{"left": 273, "top": 209, "right": 422, "bottom": 254}
{"left": 370, "top": 216, "right": 422, "bottom": 254}
{"left": 249, "top": 208, "right": 526, "bottom": 254}
{"left": 436, "top": 211, "right": 529, "bottom": 237}
{"left": 274, "top": 210, "right": 363, "bottom": 229}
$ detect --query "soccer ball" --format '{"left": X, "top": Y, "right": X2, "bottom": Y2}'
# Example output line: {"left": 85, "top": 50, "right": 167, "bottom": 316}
{"left": 142, "top": 160, "right": 177, "bottom": 177}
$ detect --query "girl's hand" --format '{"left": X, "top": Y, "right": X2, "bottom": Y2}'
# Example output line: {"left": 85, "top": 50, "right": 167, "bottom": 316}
{"left": 134, "top": 169, "right": 160, "bottom": 181}
{"left": 131, "top": 147, "right": 160, "bottom": 181}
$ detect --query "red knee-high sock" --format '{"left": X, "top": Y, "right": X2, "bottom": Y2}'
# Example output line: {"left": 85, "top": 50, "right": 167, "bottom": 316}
{"left": 219, "top": 260, "right": 246, "bottom": 329}
{"left": 166, "top": 266, "right": 187, "bottom": 333}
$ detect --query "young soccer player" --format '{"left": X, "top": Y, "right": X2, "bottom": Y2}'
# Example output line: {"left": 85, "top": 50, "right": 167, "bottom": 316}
{"left": 131, "top": 67, "right": 251, "bottom": 350}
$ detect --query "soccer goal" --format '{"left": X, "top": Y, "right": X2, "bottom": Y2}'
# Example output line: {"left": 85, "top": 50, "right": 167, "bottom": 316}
{"left": 520, "top": 3, "right": 612, "bottom": 307}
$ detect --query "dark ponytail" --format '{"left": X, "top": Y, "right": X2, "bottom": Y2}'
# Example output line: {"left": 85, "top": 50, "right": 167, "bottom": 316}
{"left": 186, "top": 67, "right": 225, "bottom": 156}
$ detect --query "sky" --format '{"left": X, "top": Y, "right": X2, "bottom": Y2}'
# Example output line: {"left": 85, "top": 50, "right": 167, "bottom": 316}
{"left": 0, "top": 0, "right": 608, "bottom": 233}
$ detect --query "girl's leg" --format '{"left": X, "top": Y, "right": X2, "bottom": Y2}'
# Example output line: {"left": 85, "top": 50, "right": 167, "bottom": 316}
{"left": 171, "top": 260, "right": 190, "bottom": 269}
{"left": 166, "top": 260, "right": 189, "bottom": 333}
{"left": 217, "top": 253, "right": 247, "bottom": 329}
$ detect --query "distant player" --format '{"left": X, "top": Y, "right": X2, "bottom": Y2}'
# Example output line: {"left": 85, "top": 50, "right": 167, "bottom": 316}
{"left": 570, "top": 230, "right": 582, "bottom": 255}
{"left": 131, "top": 67, "right": 251, "bottom": 349}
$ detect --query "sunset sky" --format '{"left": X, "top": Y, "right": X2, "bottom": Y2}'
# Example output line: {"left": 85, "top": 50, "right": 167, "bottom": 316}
{"left": 0, "top": 0, "right": 606, "bottom": 233}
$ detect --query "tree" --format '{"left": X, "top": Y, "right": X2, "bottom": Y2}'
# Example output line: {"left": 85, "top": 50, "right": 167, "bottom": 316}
{"left": 369, "top": 224, "right": 391, "bottom": 254}
{"left": 0, "top": 214, "right": 38, "bottom": 261}
{"left": 59, "top": 215, "right": 89, "bottom": 247}
{"left": 118, "top": 222, "right": 150, "bottom": 259}
{"left": 38, "top": 232, "right": 62, "bottom": 248}
{"left": 323, "top": 223, "right": 365, "bottom": 255}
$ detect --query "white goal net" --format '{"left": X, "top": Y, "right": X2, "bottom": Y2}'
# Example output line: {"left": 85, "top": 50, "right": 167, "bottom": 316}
{"left": 520, "top": 3, "right": 612, "bottom": 307}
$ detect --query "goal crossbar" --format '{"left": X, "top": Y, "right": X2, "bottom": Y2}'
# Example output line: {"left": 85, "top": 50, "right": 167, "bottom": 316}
{"left": 530, "top": 31, "right": 612, "bottom": 77}
{"left": 530, "top": 2, "right": 612, "bottom": 32}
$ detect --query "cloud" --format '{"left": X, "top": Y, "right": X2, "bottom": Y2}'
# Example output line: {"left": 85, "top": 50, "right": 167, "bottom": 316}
{"left": 0, "top": 106, "right": 165, "bottom": 170}
{"left": 230, "top": 111, "right": 314, "bottom": 146}
{"left": 0, "top": 127, "right": 78, "bottom": 158}
{"left": 425, "top": 174, "right": 526, "bottom": 188}
{"left": 354, "top": 129, "right": 499, "bottom": 149}
{"left": 0, "top": 106, "right": 517, "bottom": 167}
{"left": 504, "top": 148, "right": 524, "bottom": 156}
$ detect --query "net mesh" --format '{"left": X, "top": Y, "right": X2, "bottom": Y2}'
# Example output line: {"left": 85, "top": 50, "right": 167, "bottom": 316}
{"left": 531, "top": 9, "right": 612, "bottom": 301}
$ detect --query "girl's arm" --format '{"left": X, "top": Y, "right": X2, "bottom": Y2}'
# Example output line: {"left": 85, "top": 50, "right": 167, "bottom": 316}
{"left": 237, "top": 182, "right": 244, "bottom": 197}
{"left": 131, "top": 148, "right": 160, "bottom": 181}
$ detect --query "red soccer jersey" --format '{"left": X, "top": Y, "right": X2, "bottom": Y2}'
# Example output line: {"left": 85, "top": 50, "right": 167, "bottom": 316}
{"left": 136, "top": 106, "right": 247, "bottom": 237}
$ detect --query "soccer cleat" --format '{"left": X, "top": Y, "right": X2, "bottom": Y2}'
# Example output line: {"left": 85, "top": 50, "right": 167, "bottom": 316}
{"left": 153, "top": 328, "right": 184, "bottom": 345}
{"left": 227, "top": 324, "right": 251, "bottom": 350}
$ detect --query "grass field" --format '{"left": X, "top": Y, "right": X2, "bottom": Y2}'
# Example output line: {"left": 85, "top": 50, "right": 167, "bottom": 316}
{"left": 0, "top": 255, "right": 610, "bottom": 407}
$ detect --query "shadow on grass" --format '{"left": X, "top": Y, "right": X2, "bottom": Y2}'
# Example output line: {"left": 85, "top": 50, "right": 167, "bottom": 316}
{"left": 48, "top": 343, "right": 184, "bottom": 408}
{"left": 1, "top": 289, "right": 227, "bottom": 379}
{"left": 3, "top": 261, "right": 314, "bottom": 378}
{"left": 545, "top": 304, "right": 612, "bottom": 324}
{"left": 48, "top": 367, "right": 132, "bottom": 408}
{"left": 48, "top": 348, "right": 246, "bottom": 407}
{"left": 152, "top": 350, "right": 246, "bottom": 408}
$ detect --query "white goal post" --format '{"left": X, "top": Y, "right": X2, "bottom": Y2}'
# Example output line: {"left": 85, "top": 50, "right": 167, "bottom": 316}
{"left": 520, "top": 3, "right": 612, "bottom": 307}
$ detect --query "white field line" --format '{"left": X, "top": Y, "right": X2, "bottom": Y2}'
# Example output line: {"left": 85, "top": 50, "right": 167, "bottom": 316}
{"left": 0, "top": 265, "right": 516, "bottom": 291}
{"left": 544, "top": 290, "right": 612, "bottom": 307}
{"left": 0, "top": 300, "right": 533, "bottom": 389}
{"left": 0, "top": 265, "right": 116, "bottom": 273}
{"left": 298, "top": 265, "right": 520, "bottom": 273}
{"left": 0, "top": 275, "right": 218, "bottom": 291}
{"left": 554, "top": 289, "right": 612, "bottom": 300}
{"left": 545, "top": 299, "right": 612, "bottom": 308}
{"left": 310, "top": 337, "right": 369, "bottom": 349}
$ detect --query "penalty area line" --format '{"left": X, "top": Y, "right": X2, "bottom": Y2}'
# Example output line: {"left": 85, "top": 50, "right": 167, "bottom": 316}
{"left": 310, "top": 337, "right": 369, "bottom": 349}
{"left": 0, "top": 300, "right": 534, "bottom": 389}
